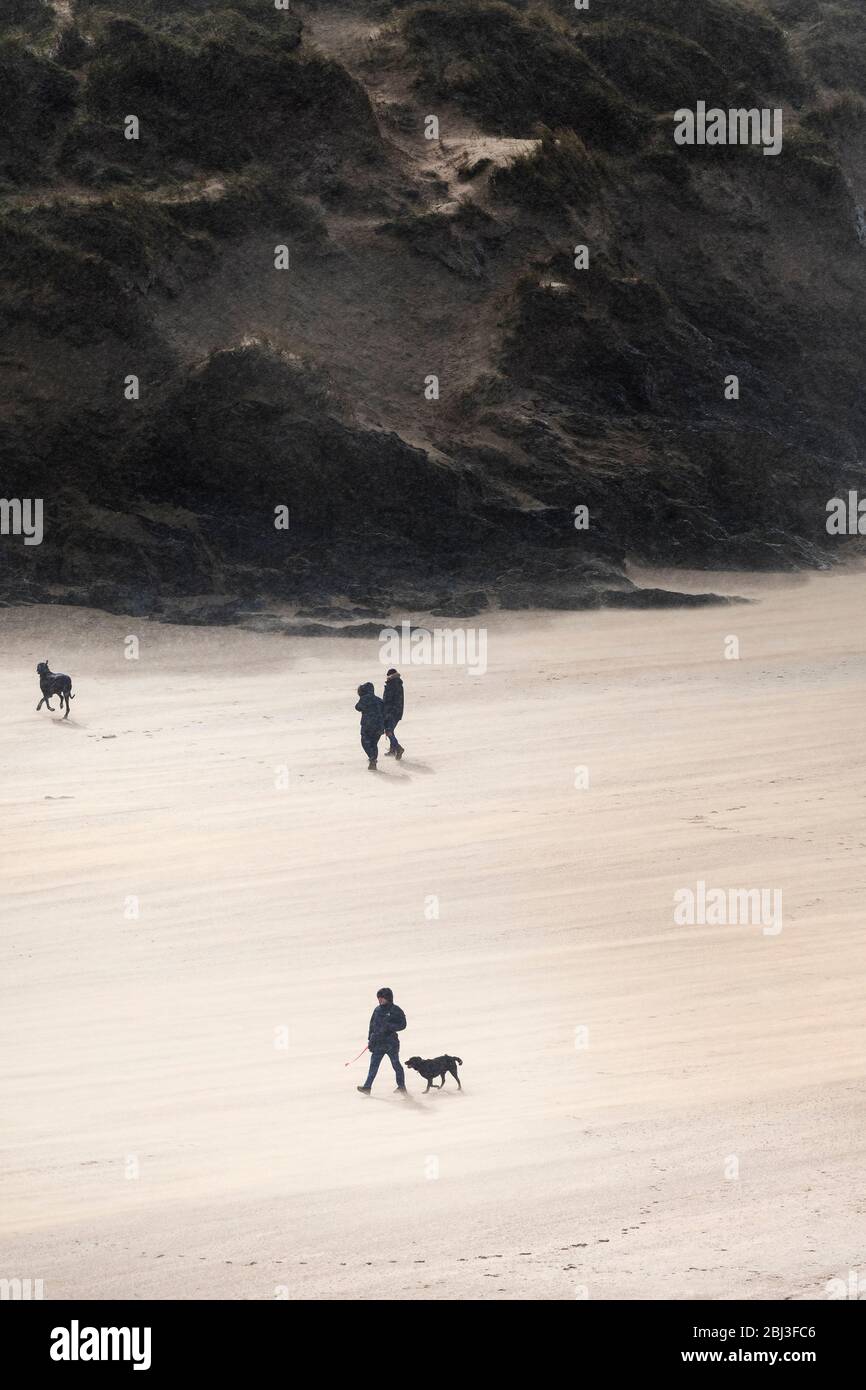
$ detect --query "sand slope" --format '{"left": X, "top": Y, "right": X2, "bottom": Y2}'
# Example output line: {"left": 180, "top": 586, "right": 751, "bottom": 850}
{"left": 2, "top": 573, "right": 865, "bottom": 1300}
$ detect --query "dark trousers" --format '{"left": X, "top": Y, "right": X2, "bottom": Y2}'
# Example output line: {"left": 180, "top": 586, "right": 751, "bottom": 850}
{"left": 363, "top": 1043, "right": 405, "bottom": 1089}
{"left": 361, "top": 729, "right": 381, "bottom": 761}
{"left": 385, "top": 718, "right": 402, "bottom": 752}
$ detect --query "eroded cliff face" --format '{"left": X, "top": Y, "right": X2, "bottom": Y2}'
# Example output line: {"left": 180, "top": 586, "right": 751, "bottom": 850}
{"left": 2, "top": 0, "right": 865, "bottom": 625}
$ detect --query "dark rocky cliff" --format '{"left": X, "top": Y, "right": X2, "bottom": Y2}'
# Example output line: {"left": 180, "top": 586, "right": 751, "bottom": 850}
{"left": 2, "top": 0, "right": 865, "bottom": 624}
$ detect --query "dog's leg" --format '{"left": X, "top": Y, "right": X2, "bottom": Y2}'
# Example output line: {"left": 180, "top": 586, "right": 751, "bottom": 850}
{"left": 424, "top": 1081, "right": 432, "bottom": 1093}
{"left": 45, "top": 701, "right": 54, "bottom": 711}
{"left": 36, "top": 698, "right": 44, "bottom": 711}
{"left": 63, "top": 695, "right": 70, "bottom": 718}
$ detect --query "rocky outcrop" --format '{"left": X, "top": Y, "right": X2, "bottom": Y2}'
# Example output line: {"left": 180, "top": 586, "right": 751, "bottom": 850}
{"left": 1, "top": 0, "right": 865, "bottom": 624}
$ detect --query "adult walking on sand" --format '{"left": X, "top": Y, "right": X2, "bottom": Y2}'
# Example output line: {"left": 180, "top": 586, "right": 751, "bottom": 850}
{"left": 357, "top": 988, "right": 407, "bottom": 1095}
{"left": 382, "top": 668, "right": 405, "bottom": 759}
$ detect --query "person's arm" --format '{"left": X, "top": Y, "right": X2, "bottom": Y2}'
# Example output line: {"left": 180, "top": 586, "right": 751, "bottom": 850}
{"left": 390, "top": 1006, "right": 407, "bottom": 1032}
{"left": 355, "top": 700, "right": 363, "bottom": 712}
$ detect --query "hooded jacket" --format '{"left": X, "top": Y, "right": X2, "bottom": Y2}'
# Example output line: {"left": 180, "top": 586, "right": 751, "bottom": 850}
{"left": 368, "top": 996, "right": 407, "bottom": 1050}
{"left": 382, "top": 672, "right": 404, "bottom": 726}
{"left": 355, "top": 683, "right": 385, "bottom": 735}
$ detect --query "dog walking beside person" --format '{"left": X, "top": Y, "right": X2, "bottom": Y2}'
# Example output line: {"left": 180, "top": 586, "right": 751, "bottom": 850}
{"left": 355, "top": 681, "right": 385, "bottom": 770}
{"left": 406, "top": 1055, "right": 463, "bottom": 1093}
{"left": 382, "top": 667, "right": 404, "bottom": 759}
{"left": 357, "top": 988, "right": 407, "bottom": 1094}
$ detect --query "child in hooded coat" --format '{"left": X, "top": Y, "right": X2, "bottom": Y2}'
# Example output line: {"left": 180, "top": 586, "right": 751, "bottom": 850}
{"left": 355, "top": 682, "right": 385, "bottom": 769}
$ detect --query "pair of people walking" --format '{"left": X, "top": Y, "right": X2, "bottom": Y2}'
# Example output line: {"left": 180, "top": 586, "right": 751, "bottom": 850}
{"left": 355, "top": 668, "right": 404, "bottom": 770}
{"left": 357, "top": 987, "right": 408, "bottom": 1094}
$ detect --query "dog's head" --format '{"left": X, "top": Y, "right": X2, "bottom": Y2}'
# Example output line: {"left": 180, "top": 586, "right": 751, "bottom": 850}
{"left": 36, "top": 661, "right": 49, "bottom": 676}
{"left": 405, "top": 1058, "right": 422, "bottom": 1071}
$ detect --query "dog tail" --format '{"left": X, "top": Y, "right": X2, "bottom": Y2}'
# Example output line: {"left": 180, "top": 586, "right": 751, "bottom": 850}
{"left": 454, "top": 1056, "right": 463, "bottom": 1066}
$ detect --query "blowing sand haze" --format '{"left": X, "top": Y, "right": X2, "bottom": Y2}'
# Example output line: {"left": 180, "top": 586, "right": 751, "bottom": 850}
{"left": 3, "top": 0, "right": 866, "bottom": 1353}
{"left": 3, "top": 574, "right": 866, "bottom": 1306}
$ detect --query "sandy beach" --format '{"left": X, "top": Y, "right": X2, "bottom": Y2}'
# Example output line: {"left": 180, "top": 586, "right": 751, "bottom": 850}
{"left": 2, "top": 570, "right": 865, "bottom": 1301}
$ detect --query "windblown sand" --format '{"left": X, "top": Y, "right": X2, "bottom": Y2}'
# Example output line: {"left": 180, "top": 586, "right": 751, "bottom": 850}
{"left": 2, "top": 572, "right": 865, "bottom": 1301}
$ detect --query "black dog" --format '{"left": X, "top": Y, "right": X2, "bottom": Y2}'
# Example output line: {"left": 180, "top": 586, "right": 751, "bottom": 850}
{"left": 36, "top": 661, "right": 75, "bottom": 718}
{"left": 405, "top": 1055, "right": 463, "bottom": 1093}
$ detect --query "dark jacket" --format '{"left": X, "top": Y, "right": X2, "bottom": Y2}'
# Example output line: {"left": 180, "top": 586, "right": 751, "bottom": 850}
{"left": 355, "top": 683, "right": 385, "bottom": 735}
{"left": 382, "top": 673, "right": 404, "bottom": 726}
{"left": 368, "top": 1002, "right": 407, "bottom": 1050}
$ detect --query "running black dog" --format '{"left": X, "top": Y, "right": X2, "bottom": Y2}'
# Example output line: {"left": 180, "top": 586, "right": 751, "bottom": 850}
{"left": 405, "top": 1055, "right": 463, "bottom": 1092}
{"left": 36, "top": 661, "right": 75, "bottom": 718}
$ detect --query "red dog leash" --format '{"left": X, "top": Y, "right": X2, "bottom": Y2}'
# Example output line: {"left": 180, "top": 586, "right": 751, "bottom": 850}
{"left": 344, "top": 1044, "right": 369, "bottom": 1067}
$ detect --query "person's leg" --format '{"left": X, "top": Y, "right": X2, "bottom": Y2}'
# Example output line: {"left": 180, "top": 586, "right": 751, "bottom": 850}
{"left": 362, "top": 732, "right": 378, "bottom": 766}
{"left": 388, "top": 1047, "right": 405, "bottom": 1089}
{"left": 360, "top": 1047, "right": 383, "bottom": 1090}
{"left": 385, "top": 720, "right": 400, "bottom": 753}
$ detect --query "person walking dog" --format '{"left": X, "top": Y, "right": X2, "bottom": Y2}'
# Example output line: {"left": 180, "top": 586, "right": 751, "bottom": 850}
{"left": 357, "top": 988, "right": 407, "bottom": 1094}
